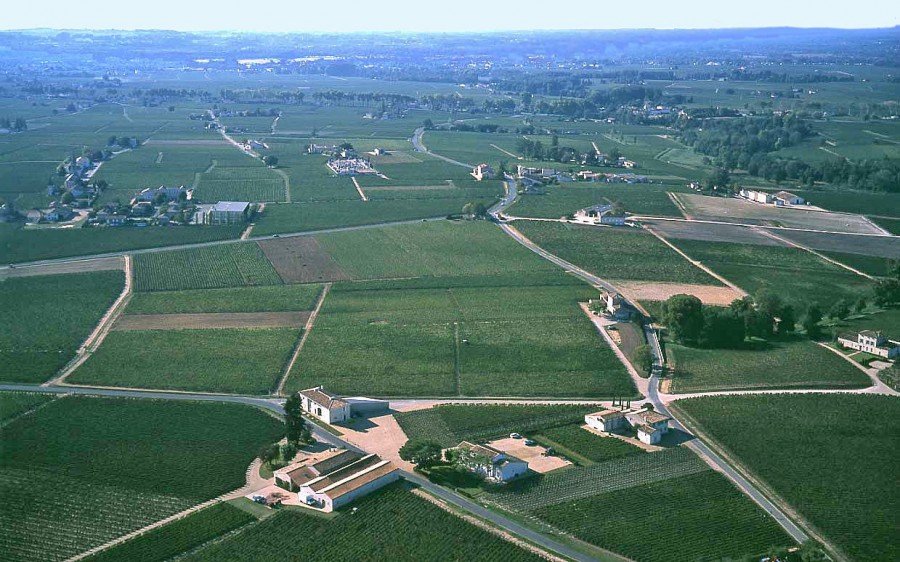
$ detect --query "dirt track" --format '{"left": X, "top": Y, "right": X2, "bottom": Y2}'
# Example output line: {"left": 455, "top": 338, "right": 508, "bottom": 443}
{"left": 113, "top": 311, "right": 310, "bottom": 330}
{"left": 614, "top": 280, "right": 744, "bottom": 305}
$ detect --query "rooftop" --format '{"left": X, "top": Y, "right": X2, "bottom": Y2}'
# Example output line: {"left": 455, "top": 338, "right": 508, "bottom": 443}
{"left": 211, "top": 201, "right": 250, "bottom": 213}
{"left": 587, "top": 409, "right": 625, "bottom": 421}
{"left": 300, "top": 386, "right": 349, "bottom": 410}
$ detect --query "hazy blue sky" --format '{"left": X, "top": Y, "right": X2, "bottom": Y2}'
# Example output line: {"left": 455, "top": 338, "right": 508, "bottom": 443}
{"left": 2, "top": 0, "right": 898, "bottom": 32}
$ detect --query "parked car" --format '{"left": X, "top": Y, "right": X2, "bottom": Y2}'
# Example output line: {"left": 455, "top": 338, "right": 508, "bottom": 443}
{"left": 509, "top": 432, "right": 522, "bottom": 439}
{"left": 524, "top": 439, "right": 536, "bottom": 446}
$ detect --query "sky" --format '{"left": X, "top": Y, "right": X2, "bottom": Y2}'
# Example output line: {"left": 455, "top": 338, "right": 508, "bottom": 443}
{"left": 1, "top": 0, "right": 898, "bottom": 32}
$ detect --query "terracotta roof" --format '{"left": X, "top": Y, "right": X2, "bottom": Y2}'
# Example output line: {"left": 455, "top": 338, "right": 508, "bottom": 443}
{"left": 587, "top": 409, "right": 625, "bottom": 421}
{"left": 633, "top": 410, "right": 670, "bottom": 425}
{"left": 300, "top": 386, "right": 349, "bottom": 410}
{"left": 307, "top": 455, "right": 384, "bottom": 492}
{"left": 457, "top": 441, "right": 524, "bottom": 466}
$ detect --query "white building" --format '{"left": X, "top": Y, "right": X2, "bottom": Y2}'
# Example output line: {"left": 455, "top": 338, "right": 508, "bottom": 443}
{"left": 471, "top": 163, "right": 495, "bottom": 181}
{"left": 773, "top": 191, "right": 804, "bottom": 206}
{"left": 299, "top": 386, "right": 352, "bottom": 424}
{"left": 585, "top": 409, "right": 628, "bottom": 432}
{"left": 455, "top": 441, "right": 528, "bottom": 482}
{"left": 204, "top": 201, "right": 250, "bottom": 225}
{"left": 837, "top": 331, "right": 900, "bottom": 359}
{"left": 740, "top": 189, "right": 773, "bottom": 204}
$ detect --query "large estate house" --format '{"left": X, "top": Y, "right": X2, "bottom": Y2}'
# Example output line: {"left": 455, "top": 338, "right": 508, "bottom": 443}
{"left": 837, "top": 330, "right": 899, "bottom": 359}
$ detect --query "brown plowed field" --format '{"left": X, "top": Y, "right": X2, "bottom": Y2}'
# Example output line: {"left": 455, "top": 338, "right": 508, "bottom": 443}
{"left": 615, "top": 280, "right": 743, "bottom": 305}
{"left": 112, "top": 311, "right": 310, "bottom": 330}
{"left": 256, "top": 237, "right": 350, "bottom": 283}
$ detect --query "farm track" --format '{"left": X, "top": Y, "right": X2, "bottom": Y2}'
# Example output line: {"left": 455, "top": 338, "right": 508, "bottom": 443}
{"left": 275, "top": 283, "right": 331, "bottom": 396}
{"left": 753, "top": 228, "right": 876, "bottom": 280}
{"left": 352, "top": 176, "right": 369, "bottom": 201}
{"left": 411, "top": 127, "right": 474, "bottom": 168}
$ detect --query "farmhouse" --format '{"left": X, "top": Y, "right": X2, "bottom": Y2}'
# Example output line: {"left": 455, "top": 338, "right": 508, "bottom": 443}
{"left": 133, "top": 185, "right": 190, "bottom": 204}
{"left": 773, "top": 191, "right": 804, "bottom": 206}
{"left": 204, "top": 201, "right": 250, "bottom": 225}
{"left": 574, "top": 204, "right": 628, "bottom": 226}
{"left": 591, "top": 290, "right": 633, "bottom": 320}
{"left": 585, "top": 407, "right": 671, "bottom": 445}
{"left": 275, "top": 449, "right": 400, "bottom": 512}
{"left": 837, "top": 330, "right": 900, "bottom": 359}
{"left": 471, "top": 163, "right": 495, "bottom": 181}
{"left": 454, "top": 441, "right": 528, "bottom": 482}
{"left": 299, "top": 386, "right": 389, "bottom": 424}
{"left": 740, "top": 189, "right": 773, "bottom": 204}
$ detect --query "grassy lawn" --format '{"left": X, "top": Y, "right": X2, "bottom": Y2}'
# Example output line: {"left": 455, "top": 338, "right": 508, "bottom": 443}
{"left": 514, "top": 221, "right": 718, "bottom": 285}
{"left": 286, "top": 282, "right": 634, "bottom": 397}
{"left": 182, "top": 484, "right": 543, "bottom": 562}
{"left": 70, "top": 328, "right": 299, "bottom": 394}
{"left": 127, "top": 284, "right": 323, "bottom": 314}
{"left": 674, "top": 394, "right": 899, "bottom": 562}
{"left": 666, "top": 338, "right": 870, "bottom": 393}
{"left": 0, "top": 396, "right": 283, "bottom": 562}
{"left": 0, "top": 271, "right": 124, "bottom": 383}
{"left": 396, "top": 404, "right": 597, "bottom": 448}
{"left": 133, "top": 242, "right": 283, "bottom": 292}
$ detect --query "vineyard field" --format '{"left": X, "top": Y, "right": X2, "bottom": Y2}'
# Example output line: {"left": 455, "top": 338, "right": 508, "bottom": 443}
{"left": 126, "top": 284, "right": 323, "bottom": 314}
{"left": 0, "top": 391, "right": 55, "bottom": 423}
{"left": 133, "top": 243, "right": 283, "bottom": 292}
{"left": 532, "top": 424, "right": 645, "bottom": 465}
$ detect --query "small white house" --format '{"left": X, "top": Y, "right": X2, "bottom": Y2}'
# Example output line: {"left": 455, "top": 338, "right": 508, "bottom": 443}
{"left": 471, "top": 163, "right": 495, "bottom": 181}
{"left": 837, "top": 330, "right": 900, "bottom": 359}
{"left": 626, "top": 410, "right": 671, "bottom": 445}
{"left": 455, "top": 441, "right": 528, "bottom": 482}
{"left": 299, "top": 386, "right": 351, "bottom": 424}
{"left": 585, "top": 409, "right": 628, "bottom": 432}
{"left": 740, "top": 189, "right": 773, "bottom": 204}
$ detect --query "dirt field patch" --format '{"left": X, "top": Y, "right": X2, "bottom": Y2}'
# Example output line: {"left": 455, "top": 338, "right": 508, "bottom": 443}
{"left": 113, "top": 311, "right": 309, "bottom": 330}
{"left": 256, "top": 237, "right": 350, "bottom": 283}
{"left": 614, "top": 281, "right": 744, "bottom": 305}
{"left": 487, "top": 437, "right": 572, "bottom": 474}
{"left": 0, "top": 256, "right": 124, "bottom": 279}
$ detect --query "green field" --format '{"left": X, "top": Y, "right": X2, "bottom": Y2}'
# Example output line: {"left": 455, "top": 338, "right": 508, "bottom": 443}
{"left": 183, "top": 484, "right": 543, "bottom": 562}
{"left": 0, "top": 392, "right": 55, "bottom": 423}
{"left": 85, "top": 503, "right": 256, "bottom": 562}
{"left": 70, "top": 328, "right": 299, "bottom": 394}
{"left": 532, "top": 424, "right": 645, "bottom": 464}
{"left": 286, "top": 282, "right": 634, "bottom": 397}
{"left": 0, "top": 396, "right": 283, "bottom": 562}
{"left": 820, "top": 251, "right": 897, "bottom": 277}
{"left": 127, "top": 283, "right": 322, "bottom": 314}
{"left": 666, "top": 339, "right": 870, "bottom": 393}
{"left": 133, "top": 242, "right": 283, "bottom": 291}
{"left": 671, "top": 239, "right": 874, "bottom": 307}
{"left": 514, "top": 221, "right": 718, "bottom": 285}
{"left": 509, "top": 183, "right": 688, "bottom": 219}
{"left": 0, "top": 223, "right": 243, "bottom": 264}
{"left": 0, "top": 271, "right": 124, "bottom": 383}
{"left": 396, "top": 404, "right": 597, "bottom": 448}
{"left": 675, "top": 394, "right": 899, "bottom": 562}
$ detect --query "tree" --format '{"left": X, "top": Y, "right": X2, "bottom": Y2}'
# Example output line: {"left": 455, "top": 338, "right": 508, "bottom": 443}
{"left": 854, "top": 295, "right": 868, "bottom": 313}
{"left": 802, "top": 305, "right": 823, "bottom": 339}
{"left": 632, "top": 344, "right": 653, "bottom": 375}
{"left": 701, "top": 307, "right": 746, "bottom": 348}
{"left": 398, "top": 440, "right": 443, "bottom": 469}
{"left": 422, "top": 119, "right": 434, "bottom": 130}
{"left": 662, "top": 294, "right": 704, "bottom": 345}
{"left": 258, "top": 443, "right": 279, "bottom": 464}
{"left": 778, "top": 305, "right": 796, "bottom": 335}
{"left": 283, "top": 394, "right": 311, "bottom": 444}
{"left": 704, "top": 167, "right": 730, "bottom": 191}
{"left": 829, "top": 299, "right": 850, "bottom": 320}
{"left": 263, "top": 155, "right": 279, "bottom": 167}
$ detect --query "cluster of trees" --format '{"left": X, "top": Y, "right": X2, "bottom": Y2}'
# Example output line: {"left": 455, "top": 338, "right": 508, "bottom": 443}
{"left": 872, "top": 263, "right": 900, "bottom": 307}
{"left": 748, "top": 155, "right": 900, "bottom": 193}
{"left": 106, "top": 135, "right": 139, "bottom": 149}
{"left": 662, "top": 290, "right": 804, "bottom": 348}
{"left": 257, "top": 393, "right": 312, "bottom": 468}
{"left": 515, "top": 135, "right": 581, "bottom": 163}
{"left": 398, "top": 440, "right": 443, "bottom": 469}
{"left": 0, "top": 117, "right": 27, "bottom": 132}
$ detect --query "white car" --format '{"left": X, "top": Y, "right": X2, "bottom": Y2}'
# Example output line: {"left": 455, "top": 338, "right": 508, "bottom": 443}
{"left": 509, "top": 432, "right": 522, "bottom": 439}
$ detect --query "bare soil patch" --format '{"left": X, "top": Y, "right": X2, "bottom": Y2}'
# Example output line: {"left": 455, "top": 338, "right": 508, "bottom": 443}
{"left": 256, "top": 237, "right": 349, "bottom": 283}
{"left": 113, "top": 311, "right": 309, "bottom": 330}
{"left": 0, "top": 256, "right": 124, "bottom": 279}
{"left": 614, "top": 280, "right": 743, "bottom": 305}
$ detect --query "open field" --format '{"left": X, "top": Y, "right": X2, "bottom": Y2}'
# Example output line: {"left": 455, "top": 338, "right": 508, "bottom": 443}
{"left": 531, "top": 470, "right": 792, "bottom": 562}
{"left": 127, "top": 284, "right": 323, "bottom": 314}
{"left": 766, "top": 189, "right": 900, "bottom": 218}
{"left": 666, "top": 339, "right": 870, "bottom": 393}
{"left": 0, "top": 256, "right": 123, "bottom": 280}
{"left": 820, "top": 251, "right": 897, "bottom": 277}
{"left": 0, "top": 396, "right": 283, "bottom": 562}
{"left": 671, "top": 239, "right": 874, "bottom": 307}
{"left": 133, "top": 242, "right": 282, "bottom": 291}
{"left": 70, "top": 327, "right": 299, "bottom": 394}
{"left": 643, "top": 219, "right": 783, "bottom": 246}
{"left": 0, "top": 271, "right": 124, "bottom": 383}
{"left": 532, "top": 424, "right": 645, "bottom": 464}
{"left": 0, "top": 223, "right": 243, "bottom": 264}
{"left": 774, "top": 229, "right": 900, "bottom": 259}
{"left": 183, "top": 484, "right": 544, "bottom": 562}
{"left": 256, "top": 236, "right": 350, "bottom": 283}
{"left": 513, "top": 221, "right": 719, "bottom": 285}
{"left": 84, "top": 502, "right": 256, "bottom": 562}
{"left": 194, "top": 165, "right": 286, "bottom": 203}
{"left": 613, "top": 280, "right": 742, "bottom": 305}
{"left": 286, "top": 282, "right": 634, "bottom": 397}
{"left": 396, "top": 404, "right": 597, "bottom": 448}
{"left": 674, "top": 394, "right": 899, "bottom": 562}
{"left": 872, "top": 217, "right": 900, "bottom": 235}
{"left": 113, "top": 311, "right": 309, "bottom": 330}
{"left": 510, "top": 183, "right": 690, "bottom": 219}
{"left": 0, "top": 392, "right": 55, "bottom": 423}
{"left": 674, "top": 193, "right": 883, "bottom": 234}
